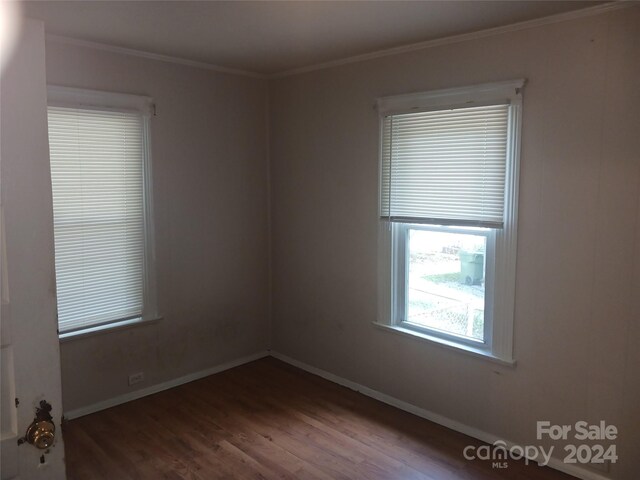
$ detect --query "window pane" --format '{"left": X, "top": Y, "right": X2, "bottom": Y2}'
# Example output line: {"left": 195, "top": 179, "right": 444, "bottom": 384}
{"left": 406, "top": 228, "right": 486, "bottom": 341}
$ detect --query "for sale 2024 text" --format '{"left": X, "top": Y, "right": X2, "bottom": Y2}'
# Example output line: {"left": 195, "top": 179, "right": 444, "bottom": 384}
{"left": 537, "top": 421, "right": 618, "bottom": 465}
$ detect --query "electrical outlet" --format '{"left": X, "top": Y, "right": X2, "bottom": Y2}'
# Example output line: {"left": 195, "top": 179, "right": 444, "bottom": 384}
{"left": 128, "top": 371, "right": 144, "bottom": 386}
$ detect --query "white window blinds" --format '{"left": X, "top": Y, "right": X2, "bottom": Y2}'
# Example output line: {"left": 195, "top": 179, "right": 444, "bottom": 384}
{"left": 380, "top": 103, "right": 510, "bottom": 228}
{"left": 48, "top": 106, "right": 145, "bottom": 333}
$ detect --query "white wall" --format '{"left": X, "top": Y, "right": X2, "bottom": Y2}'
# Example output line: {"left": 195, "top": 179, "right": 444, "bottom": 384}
{"left": 44, "top": 41, "right": 270, "bottom": 412}
{"left": 269, "top": 7, "right": 640, "bottom": 479}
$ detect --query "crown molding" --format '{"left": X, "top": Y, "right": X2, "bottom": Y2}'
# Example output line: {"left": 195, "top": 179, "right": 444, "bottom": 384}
{"left": 45, "top": 33, "right": 267, "bottom": 79}
{"left": 43, "top": 2, "right": 632, "bottom": 81}
{"left": 269, "top": 2, "right": 632, "bottom": 79}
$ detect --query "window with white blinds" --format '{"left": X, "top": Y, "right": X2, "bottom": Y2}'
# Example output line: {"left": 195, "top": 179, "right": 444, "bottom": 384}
{"left": 380, "top": 104, "right": 509, "bottom": 228}
{"left": 376, "top": 80, "right": 524, "bottom": 363}
{"left": 48, "top": 95, "right": 153, "bottom": 334}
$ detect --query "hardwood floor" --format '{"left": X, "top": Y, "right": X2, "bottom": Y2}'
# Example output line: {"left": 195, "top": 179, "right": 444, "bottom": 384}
{"left": 63, "top": 357, "right": 571, "bottom": 479}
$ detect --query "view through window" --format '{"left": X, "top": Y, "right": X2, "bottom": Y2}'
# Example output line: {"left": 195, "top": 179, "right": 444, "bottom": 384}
{"left": 406, "top": 228, "right": 487, "bottom": 341}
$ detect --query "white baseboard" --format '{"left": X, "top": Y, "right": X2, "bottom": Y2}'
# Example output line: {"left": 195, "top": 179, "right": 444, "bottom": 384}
{"left": 63, "top": 350, "right": 269, "bottom": 420}
{"left": 270, "top": 351, "right": 611, "bottom": 480}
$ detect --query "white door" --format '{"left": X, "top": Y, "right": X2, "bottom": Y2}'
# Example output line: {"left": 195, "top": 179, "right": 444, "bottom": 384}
{"left": 0, "top": 17, "right": 67, "bottom": 480}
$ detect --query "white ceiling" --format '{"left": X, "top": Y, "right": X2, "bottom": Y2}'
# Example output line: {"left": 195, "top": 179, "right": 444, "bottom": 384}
{"left": 23, "top": 1, "right": 603, "bottom": 76}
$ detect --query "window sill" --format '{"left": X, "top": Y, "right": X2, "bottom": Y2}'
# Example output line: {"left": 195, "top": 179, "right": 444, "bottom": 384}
{"left": 372, "top": 322, "right": 516, "bottom": 367}
{"left": 59, "top": 316, "right": 162, "bottom": 343}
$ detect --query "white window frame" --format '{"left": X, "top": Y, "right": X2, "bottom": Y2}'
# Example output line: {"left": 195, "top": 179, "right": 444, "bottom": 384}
{"left": 376, "top": 80, "right": 524, "bottom": 365}
{"left": 47, "top": 86, "right": 159, "bottom": 340}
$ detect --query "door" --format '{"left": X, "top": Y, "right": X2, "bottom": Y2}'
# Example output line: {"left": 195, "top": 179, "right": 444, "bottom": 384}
{"left": 0, "top": 17, "right": 66, "bottom": 480}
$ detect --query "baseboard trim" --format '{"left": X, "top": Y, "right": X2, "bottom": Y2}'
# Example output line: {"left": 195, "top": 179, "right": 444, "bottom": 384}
{"left": 270, "top": 351, "right": 611, "bottom": 480}
{"left": 63, "top": 350, "right": 269, "bottom": 420}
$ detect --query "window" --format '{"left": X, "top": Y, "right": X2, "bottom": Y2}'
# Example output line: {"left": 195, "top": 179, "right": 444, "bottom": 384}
{"left": 376, "top": 80, "right": 524, "bottom": 363}
{"left": 47, "top": 86, "right": 158, "bottom": 336}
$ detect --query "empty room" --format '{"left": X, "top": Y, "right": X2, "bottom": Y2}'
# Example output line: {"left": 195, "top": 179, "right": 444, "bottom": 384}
{"left": 0, "top": 1, "right": 638, "bottom": 479}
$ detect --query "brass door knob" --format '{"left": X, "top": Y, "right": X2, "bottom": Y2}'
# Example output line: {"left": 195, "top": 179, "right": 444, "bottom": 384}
{"left": 25, "top": 420, "right": 55, "bottom": 449}
{"left": 20, "top": 400, "right": 56, "bottom": 449}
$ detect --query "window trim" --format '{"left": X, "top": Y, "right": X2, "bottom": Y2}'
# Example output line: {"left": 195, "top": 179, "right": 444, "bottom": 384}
{"left": 47, "top": 85, "right": 159, "bottom": 337}
{"left": 47, "top": 85, "right": 154, "bottom": 115}
{"left": 376, "top": 80, "right": 524, "bottom": 364}
{"left": 58, "top": 316, "right": 162, "bottom": 343}
{"left": 375, "top": 79, "right": 524, "bottom": 117}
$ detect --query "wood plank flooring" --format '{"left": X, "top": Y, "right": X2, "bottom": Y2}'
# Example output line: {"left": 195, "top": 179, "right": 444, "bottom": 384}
{"left": 63, "top": 357, "right": 572, "bottom": 479}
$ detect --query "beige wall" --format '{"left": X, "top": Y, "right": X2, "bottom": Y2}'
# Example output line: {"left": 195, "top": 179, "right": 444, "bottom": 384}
{"left": 269, "top": 8, "right": 640, "bottom": 479}
{"left": 44, "top": 42, "right": 271, "bottom": 412}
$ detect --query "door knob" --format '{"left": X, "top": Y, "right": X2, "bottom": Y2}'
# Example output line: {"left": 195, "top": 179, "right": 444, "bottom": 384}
{"left": 24, "top": 400, "right": 55, "bottom": 449}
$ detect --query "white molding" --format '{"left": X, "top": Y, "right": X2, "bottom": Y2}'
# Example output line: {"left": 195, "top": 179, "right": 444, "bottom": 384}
{"left": 58, "top": 316, "right": 162, "bottom": 343}
{"left": 45, "top": 34, "right": 267, "bottom": 80}
{"left": 47, "top": 84, "right": 154, "bottom": 115}
{"left": 42, "top": 3, "right": 631, "bottom": 81}
{"left": 63, "top": 350, "right": 269, "bottom": 420}
{"left": 271, "top": 2, "right": 631, "bottom": 79}
{"left": 493, "top": 94, "right": 522, "bottom": 362}
{"left": 371, "top": 322, "right": 516, "bottom": 367}
{"left": 270, "top": 351, "right": 612, "bottom": 480}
